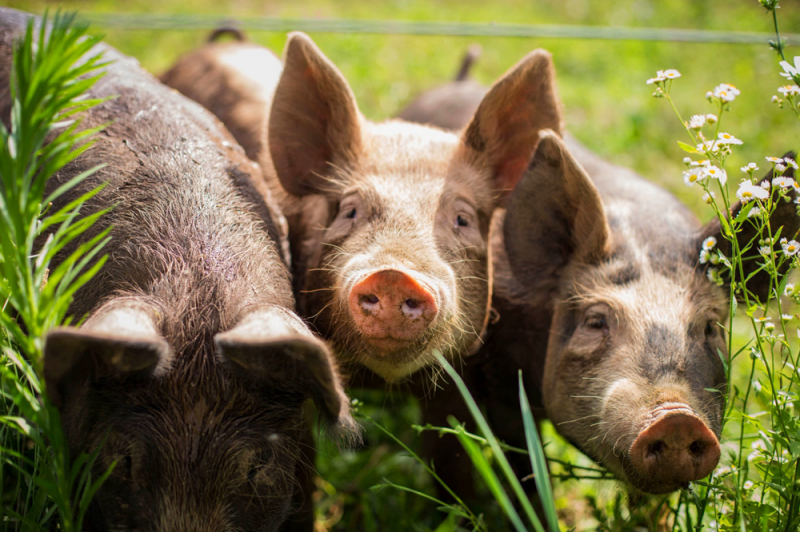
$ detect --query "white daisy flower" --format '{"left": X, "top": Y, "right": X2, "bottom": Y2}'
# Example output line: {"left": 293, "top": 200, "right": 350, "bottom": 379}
{"left": 786, "top": 283, "right": 795, "bottom": 295}
{"left": 773, "top": 176, "right": 796, "bottom": 189}
{"left": 717, "top": 132, "right": 743, "bottom": 145}
{"left": 761, "top": 180, "right": 771, "bottom": 190}
{"left": 707, "top": 267, "right": 720, "bottom": 284}
{"left": 703, "top": 165, "right": 727, "bottom": 185}
{"left": 772, "top": 95, "right": 781, "bottom": 104}
{"left": 741, "top": 162, "right": 759, "bottom": 174}
{"left": 737, "top": 182, "right": 769, "bottom": 202}
{"left": 713, "top": 83, "right": 740, "bottom": 102}
{"left": 705, "top": 113, "right": 718, "bottom": 124}
{"left": 699, "top": 249, "right": 711, "bottom": 264}
{"left": 646, "top": 71, "right": 666, "bottom": 84}
{"left": 780, "top": 56, "right": 800, "bottom": 79}
{"left": 759, "top": 245, "right": 771, "bottom": 256}
{"left": 662, "top": 69, "right": 681, "bottom": 79}
{"left": 744, "top": 481, "right": 755, "bottom": 490}
{"left": 785, "top": 157, "right": 799, "bottom": 170}
{"left": 766, "top": 156, "right": 785, "bottom": 163}
{"left": 778, "top": 85, "right": 800, "bottom": 96}
{"left": 683, "top": 157, "right": 692, "bottom": 164}
{"left": 782, "top": 239, "right": 800, "bottom": 256}
{"left": 710, "top": 253, "right": 719, "bottom": 265}
{"left": 765, "top": 322, "right": 776, "bottom": 332}
{"left": 776, "top": 163, "right": 787, "bottom": 172}
{"left": 702, "top": 236, "right": 717, "bottom": 250}
{"left": 749, "top": 206, "right": 762, "bottom": 218}
{"left": 702, "top": 191, "right": 716, "bottom": 204}
{"left": 683, "top": 169, "right": 704, "bottom": 187}
{"left": 781, "top": 314, "right": 793, "bottom": 322}
{"left": 686, "top": 115, "right": 705, "bottom": 129}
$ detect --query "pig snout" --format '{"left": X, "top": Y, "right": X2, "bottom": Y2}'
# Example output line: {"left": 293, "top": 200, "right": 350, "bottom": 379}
{"left": 348, "top": 269, "right": 439, "bottom": 351}
{"left": 628, "top": 402, "right": 720, "bottom": 493}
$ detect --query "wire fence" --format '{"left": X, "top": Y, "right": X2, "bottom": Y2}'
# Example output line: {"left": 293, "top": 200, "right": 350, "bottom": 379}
{"left": 77, "top": 13, "right": 800, "bottom": 45}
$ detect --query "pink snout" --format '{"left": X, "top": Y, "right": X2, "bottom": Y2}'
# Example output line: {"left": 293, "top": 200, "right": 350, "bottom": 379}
{"left": 628, "top": 403, "right": 720, "bottom": 492}
{"left": 348, "top": 269, "right": 438, "bottom": 352}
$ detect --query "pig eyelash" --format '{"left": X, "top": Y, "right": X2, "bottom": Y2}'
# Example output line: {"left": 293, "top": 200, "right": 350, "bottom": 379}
{"left": 455, "top": 214, "right": 469, "bottom": 228}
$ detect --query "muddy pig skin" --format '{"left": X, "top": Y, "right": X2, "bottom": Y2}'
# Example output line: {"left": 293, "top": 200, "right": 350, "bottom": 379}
{"left": 0, "top": 8, "right": 355, "bottom": 530}
{"left": 397, "top": 53, "right": 800, "bottom": 494}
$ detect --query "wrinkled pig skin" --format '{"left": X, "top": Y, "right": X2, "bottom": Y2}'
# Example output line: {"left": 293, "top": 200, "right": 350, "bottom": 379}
{"left": 0, "top": 8, "right": 356, "bottom": 530}
{"left": 397, "top": 53, "right": 799, "bottom": 495}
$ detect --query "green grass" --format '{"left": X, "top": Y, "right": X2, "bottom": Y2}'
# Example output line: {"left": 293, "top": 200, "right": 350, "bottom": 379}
{"left": 2, "top": 1, "right": 800, "bottom": 531}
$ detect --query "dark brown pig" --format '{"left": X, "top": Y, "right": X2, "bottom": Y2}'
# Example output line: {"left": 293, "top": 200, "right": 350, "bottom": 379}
{"left": 398, "top": 53, "right": 799, "bottom": 494}
{"left": 267, "top": 32, "right": 563, "bottom": 382}
{"left": 0, "top": 8, "right": 355, "bottom": 530}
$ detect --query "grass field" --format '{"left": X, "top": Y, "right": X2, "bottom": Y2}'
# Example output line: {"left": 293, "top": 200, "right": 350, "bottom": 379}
{"left": 3, "top": 0, "right": 800, "bottom": 530}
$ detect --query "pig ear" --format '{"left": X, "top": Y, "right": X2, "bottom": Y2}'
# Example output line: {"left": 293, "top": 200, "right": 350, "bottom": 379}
{"left": 460, "top": 49, "right": 562, "bottom": 202}
{"left": 43, "top": 303, "right": 171, "bottom": 408}
{"left": 269, "top": 32, "right": 363, "bottom": 197}
{"left": 697, "top": 154, "right": 799, "bottom": 300}
{"left": 215, "top": 307, "right": 358, "bottom": 440}
{"left": 504, "top": 130, "right": 609, "bottom": 292}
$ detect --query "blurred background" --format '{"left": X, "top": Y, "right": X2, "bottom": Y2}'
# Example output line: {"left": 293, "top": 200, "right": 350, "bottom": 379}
{"left": 6, "top": 0, "right": 800, "bottom": 530}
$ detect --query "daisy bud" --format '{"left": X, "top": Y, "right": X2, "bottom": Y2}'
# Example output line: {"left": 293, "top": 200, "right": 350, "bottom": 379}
{"left": 683, "top": 157, "right": 692, "bottom": 165}
{"left": 705, "top": 114, "right": 718, "bottom": 124}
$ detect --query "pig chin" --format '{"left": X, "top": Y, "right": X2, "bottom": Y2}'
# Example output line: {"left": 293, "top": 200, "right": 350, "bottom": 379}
{"left": 598, "top": 379, "right": 721, "bottom": 494}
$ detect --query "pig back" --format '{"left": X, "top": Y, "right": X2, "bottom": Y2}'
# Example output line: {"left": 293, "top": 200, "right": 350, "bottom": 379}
{"left": 0, "top": 23, "right": 293, "bottom": 322}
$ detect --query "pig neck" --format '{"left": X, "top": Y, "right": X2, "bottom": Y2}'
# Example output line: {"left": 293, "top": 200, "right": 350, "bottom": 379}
{"left": 484, "top": 133, "right": 703, "bottom": 410}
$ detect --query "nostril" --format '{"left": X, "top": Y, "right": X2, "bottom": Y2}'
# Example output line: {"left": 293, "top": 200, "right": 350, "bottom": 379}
{"left": 647, "top": 440, "right": 666, "bottom": 458}
{"left": 360, "top": 294, "right": 379, "bottom": 305}
{"left": 405, "top": 298, "right": 418, "bottom": 309}
{"left": 689, "top": 440, "right": 706, "bottom": 456}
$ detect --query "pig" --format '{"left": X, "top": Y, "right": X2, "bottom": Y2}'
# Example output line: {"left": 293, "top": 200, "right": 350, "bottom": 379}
{"left": 0, "top": 7, "right": 355, "bottom": 530}
{"left": 398, "top": 51, "right": 799, "bottom": 494}
{"left": 266, "top": 32, "right": 564, "bottom": 383}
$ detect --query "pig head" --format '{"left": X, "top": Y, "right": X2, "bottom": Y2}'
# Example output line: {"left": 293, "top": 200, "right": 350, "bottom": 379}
{"left": 268, "top": 32, "right": 563, "bottom": 382}
{"left": 503, "top": 130, "right": 798, "bottom": 493}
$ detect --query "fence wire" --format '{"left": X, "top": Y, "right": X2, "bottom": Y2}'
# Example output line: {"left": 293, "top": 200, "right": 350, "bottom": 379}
{"left": 77, "top": 13, "right": 800, "bottom": 45}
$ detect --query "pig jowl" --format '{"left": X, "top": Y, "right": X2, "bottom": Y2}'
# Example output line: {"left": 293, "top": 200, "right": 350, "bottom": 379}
{"left": 0, "top": 8, "right": 356, "bottom": 530}
{"left": 267, "top": 33, "right": 563, "bottom": 382}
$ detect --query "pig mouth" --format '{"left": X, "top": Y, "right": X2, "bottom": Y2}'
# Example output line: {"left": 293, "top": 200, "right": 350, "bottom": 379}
{"left": 620, "top": 402, "right": 721, "bottom": 494}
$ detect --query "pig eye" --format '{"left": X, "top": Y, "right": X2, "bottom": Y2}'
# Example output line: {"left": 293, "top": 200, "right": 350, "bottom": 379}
{"left": 247, "top": 450, "right": 275, "bottom": 483}
{"left": 586, "top": 316, "right": 608, "bottom": 332}
{"left": 455, "top": 214, "right": 469, "bottom": 228}
{"left": 704, "top": 320, "right": 717, "bottom": 337}
{"left": 112, "top": 454, "right": 134, "bottom": 481}
{"left": 344, "top": 207, "right": 357, "bottom": 219}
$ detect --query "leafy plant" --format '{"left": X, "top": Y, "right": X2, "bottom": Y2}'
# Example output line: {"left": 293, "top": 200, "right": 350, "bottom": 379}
{"left": 0, "top": 11, "right": 112, "bottom": 531}
{"left": 640, "top": 1, "right": 800, "bottom": 530}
